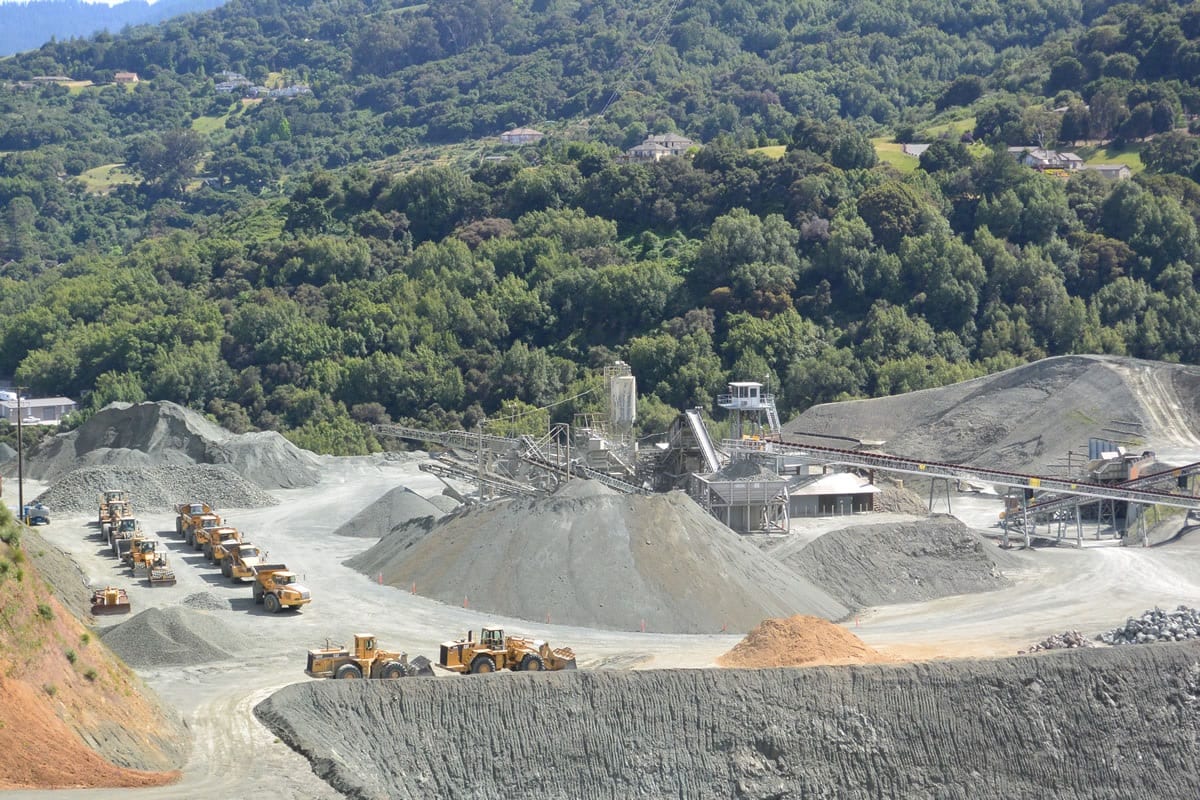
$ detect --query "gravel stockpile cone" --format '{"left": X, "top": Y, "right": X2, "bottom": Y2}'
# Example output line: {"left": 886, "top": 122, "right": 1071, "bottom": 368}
{"left": 349, "top": 481, "right": 848, "bottom": 633}
{"left": 717, "top": 615, "right": 887, "bottom": 667}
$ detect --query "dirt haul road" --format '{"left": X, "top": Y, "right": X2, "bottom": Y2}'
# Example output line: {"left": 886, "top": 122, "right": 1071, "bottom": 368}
{"left": 11, "top": 453, "right": 1200, "bottom": 799}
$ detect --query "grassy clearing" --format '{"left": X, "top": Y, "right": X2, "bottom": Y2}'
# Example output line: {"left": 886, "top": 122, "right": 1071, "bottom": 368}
{"left": 76, "top": 163, "right": 137, "bottom": 193}
{"left": 924, "top": 116, "right": 975, "bottom": 138}
{"left": 748, "top": 145, "right": 786, "bottom": 159}
{"left": 1076, "top": 142, "right": 1144, "bottom": 172}
{"left": 191, "top": 113, "right": 230, "bottom": 134}
{"left": 64, "top": 80, "right": 94, "bottom": 95}
{"left": 872, "top": 138, "right": 919, "bottom": 172}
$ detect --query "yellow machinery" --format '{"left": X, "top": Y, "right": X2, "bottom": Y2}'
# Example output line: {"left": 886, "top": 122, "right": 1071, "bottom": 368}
{"left": 183, "top": 512, "right": 222, "bottom": 549}
{"left": 197, "top": 524, "right": 239, "bottom": 561}
{"left": 101, "top": 499, "right": 132, "bottom": 539}
{"left": 99, "top": 490, "right": 128, "bottom": 525}
{"left": 438, "top": 626, "right": 577, "bottom": 674}
{"left": 305, "top": 634, "right": 433, "bottom": 679}
{"left": 250, "top": 564, "right": 311, "bottom": 613}
{"left": 108, "top": 516, "right": 142, "bottom": 557}
{"left": 126, "top": 538, "right": 177, "bottom": 586}
{"left": 90, "top": 586, "right": 131, "bottom": 615}
{"left": 207, "top": 527, "right": 243, "bottom": 565}
{"left": 175, "top": 501, "right": 214, "bottom": 535}
{"left": 222, "top": 541, "right": 267, "bottom": 581}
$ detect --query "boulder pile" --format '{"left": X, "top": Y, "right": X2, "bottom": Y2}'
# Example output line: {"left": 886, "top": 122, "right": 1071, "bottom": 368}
{"left": 1019, "top": 630, "right": 1094, "bottom": 654}
{"left": 1099, "top": 606, "right": 1200, "bottom": 645}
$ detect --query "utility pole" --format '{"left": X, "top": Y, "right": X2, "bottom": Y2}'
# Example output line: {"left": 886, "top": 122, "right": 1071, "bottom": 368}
{"left": 15, "top": 388, "right": 23, "bottom": 524}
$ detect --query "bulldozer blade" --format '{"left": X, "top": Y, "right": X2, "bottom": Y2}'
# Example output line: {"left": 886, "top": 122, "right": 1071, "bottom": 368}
{"left": 92, "top": 603, "right": 131, "bottom": 615}
{"left": 560, "top": 659, "right": 577, "bottom": 670}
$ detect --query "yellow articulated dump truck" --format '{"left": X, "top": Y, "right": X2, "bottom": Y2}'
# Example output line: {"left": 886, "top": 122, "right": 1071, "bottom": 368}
{"left": 207, "top": 527, "right": 244, "bottom": 565}
{"left": 438, "top": 625, "right": 577, "bottom": 675}
{"left": 197, "top": 524, "right": 239, "bottom": 562}
{"left": 250, "top": 564, "right": 311, "bottom": 613}
{"left": 305, "top": 634, "right": 434, "bottom": 679}
{"left": 223, "top": 541, "right": 267, "bottom": 581}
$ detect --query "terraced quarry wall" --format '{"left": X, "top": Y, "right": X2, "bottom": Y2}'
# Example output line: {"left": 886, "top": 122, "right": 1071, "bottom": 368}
{"left": 257, "top": 642, "right": 1200, "bottom": 800}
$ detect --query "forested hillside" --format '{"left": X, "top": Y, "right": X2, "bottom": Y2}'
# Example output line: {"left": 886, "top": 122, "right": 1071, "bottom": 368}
{"left": 2, "top": 0, "right": 1200, "bottom": 454}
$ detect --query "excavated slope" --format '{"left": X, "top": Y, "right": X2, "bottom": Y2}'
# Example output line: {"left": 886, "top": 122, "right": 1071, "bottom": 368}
{"left": 20, "top": 401, "right": 321, "bottom": 489}
{"left": 257, "top": 642, "right": 1200, "bottom": 800}
{"left": 348, "top": 483, "right": 848, "bottom": 633}
{"left": 785, "top": 355, "right": 1200, "bottom": 472}
{"left": 771, "top": 516, "right": 1013, "bottom": 610}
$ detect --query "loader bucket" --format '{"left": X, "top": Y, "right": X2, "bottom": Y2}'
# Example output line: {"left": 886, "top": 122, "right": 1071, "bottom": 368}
{"left": 409, "top": 655, "right": 436, "bottom": 677}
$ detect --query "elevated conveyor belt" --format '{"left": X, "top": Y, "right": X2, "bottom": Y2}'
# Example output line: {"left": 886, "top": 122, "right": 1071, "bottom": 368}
{"left": 1021, "top": 461, "right": 1200, "bottom": 519}
{"left": 686, "top": 409, "right": 723, "bottom": 474}
{"left": 726, "top": 439, "right": 1200, "bottom": 511}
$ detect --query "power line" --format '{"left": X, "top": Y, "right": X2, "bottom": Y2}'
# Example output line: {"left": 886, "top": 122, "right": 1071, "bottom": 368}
{"left": 595, "top": 0, "right": 684, "bottom": 119}
{"left": 481, "top": 387, "right": 598, "bottom": 426}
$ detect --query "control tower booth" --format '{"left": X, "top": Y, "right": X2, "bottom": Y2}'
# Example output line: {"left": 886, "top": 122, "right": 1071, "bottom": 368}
{"left": 718, "top": 382, "right": 767, "bottom": 411}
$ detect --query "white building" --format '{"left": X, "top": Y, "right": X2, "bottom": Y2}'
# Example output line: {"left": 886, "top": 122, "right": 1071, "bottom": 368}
{"left": 0, "top": 396, "right": 77, "bottom": 424}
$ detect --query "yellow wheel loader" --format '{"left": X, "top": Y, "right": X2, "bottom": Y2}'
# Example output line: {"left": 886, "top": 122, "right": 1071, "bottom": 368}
{"left": 438, "top": 626, "right": 577, "bottom": 674}
{"left": 305, "top": 634, "right": 434, "bottom": 679}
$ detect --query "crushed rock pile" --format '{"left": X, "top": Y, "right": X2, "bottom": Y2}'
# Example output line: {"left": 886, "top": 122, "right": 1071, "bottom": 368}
{"left": 717, "top": 615, "right": 886, "bottom": 667}
{"left": 784, "top": 355, "right": 1200, "bottom": 472}
{"left": 333, "top": 486, "right": 442, "bottom": 539}
{"left": 771, "top": 515, "right": 1011, "bottom": 610}
{"left": 1100, "top": 606, "right": 1200, "bottom": 645}
{"left": 181, "top": 592, "right": 230, "bottom": 612}
{"left": 873, "top": 480, "right": 928, "bottom": 515}
{"left": 1020, "top": 631, "right": 1094, "bottom": 654}
{"left": 35, "top": 464, "right": 278, "bottom": 513}
{"left": 99, "top": 606, "right": 248, "bottom": 668}
{"left": 348, "top": 481, "right": 848, "bottom": 633}
{"left": 20, "top": 401, "right": 321, "bottom": 489}
{"left": 256, "top": 643, "right": 1200, "bottom": 800}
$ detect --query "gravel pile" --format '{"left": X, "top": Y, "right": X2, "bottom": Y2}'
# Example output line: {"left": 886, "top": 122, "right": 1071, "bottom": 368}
{"left": 256, "top": 643, "right": 1200, "bottom": 800}
{"left": 717, "top": 615, "right": 886, "bottom": 667}
{"left": 348, "top": 481, "right": 848, "bottom": 633}
{"left": 332, "top": 486, "right": 442, "bottom": 539}
{"left": 35, "top": 464, "right": 279, "bottom": 513}
{"left": 1099, "top": 606, "right": 1200, "bottom": 645}
{"left": 1019, "top": 630, "right": 1094, "bottom": 654}
{"left": 181, "top": 592, "right": 230, "bottom": 612}
{"left": 770, "top": 516, "right": 1011, "bottom": 611}
{"left": 18, "top": 401, "right": 322, "bottom": 489}
{"left": 874, "top": 480, "right": 929, "bottom": 515}
{"left": 99, "top": 606, "right": 248, "bottom": 667}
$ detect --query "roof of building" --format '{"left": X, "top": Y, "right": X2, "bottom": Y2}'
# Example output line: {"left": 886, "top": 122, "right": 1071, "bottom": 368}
{"left": 788, "top": 472, "right": 880, "bottom": 496}
{"left": 502, "top": 127, "right": 544, "bottom": 136}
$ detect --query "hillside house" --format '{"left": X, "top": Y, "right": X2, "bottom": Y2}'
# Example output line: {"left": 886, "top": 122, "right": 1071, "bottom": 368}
{"left": 113, "top": 71, "right": 140, "bottom": 84}
{"left": 1007, "top": 147, "right": 1083, "bottom": 171}
{"left": 500, "top": 127, "right": 544, "bottom": 145}
{"left": 0, "top": 396, "right": 76, "bottom": 424}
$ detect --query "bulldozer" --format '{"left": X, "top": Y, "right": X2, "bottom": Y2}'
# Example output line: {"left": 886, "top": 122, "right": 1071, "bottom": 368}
{"left": 305, "top": 633, "right": 434, "bottom": 679}
{"left": 250, "top": 564, "right": 311, "bottom": 613}
{"left": 438, "top": 626, "right": 577, "bottom": 674}
{"left": 90, "top": 586, "right": 131, "bottom": 615}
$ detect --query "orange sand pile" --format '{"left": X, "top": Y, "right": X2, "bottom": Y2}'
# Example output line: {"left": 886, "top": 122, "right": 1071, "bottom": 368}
{"left": 717, "top": 614, "right": 889, "bottom": 668}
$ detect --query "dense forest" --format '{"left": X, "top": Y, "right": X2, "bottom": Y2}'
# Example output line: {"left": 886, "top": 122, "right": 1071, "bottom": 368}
{"left": 2, "top": 0, "right": 1200, "bottom": 453}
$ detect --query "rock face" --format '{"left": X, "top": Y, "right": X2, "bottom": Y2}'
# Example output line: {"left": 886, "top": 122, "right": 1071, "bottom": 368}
{"left": 256, "top": 642, "right": 1200, "bottom": 800}
{"left": 21, "top": 401, "right": 321, "bottom": 489}
{"left": 347, "top": 483, "right": 848, "bottom": 633}
{"left": 770, "top": 516, "right": 1011, "bottom": 610}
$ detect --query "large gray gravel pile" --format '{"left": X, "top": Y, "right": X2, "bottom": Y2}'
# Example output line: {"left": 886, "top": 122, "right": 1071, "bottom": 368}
{"left": 256, "top": 642, "right": 1200, "bottom": 800}
{"left": 332, "top": 486, "right": 442, "bottom": 539}
{"left": 18, "top": 400, "right": 322, "bottom": 489}
{"left": 99, "top": 606, "right": 249, "bottom": 667}
{"left": 1100, "top": 606, "right": 1200, "bottom": 645}
{"left": 348, "top": 481, "right": 848, "bottom": 633}
{"left": 770, "top": 515, "right": 1011, "bottom": 610}
{"left": 35, "top": 464, "right": 279, "bottom": 513}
